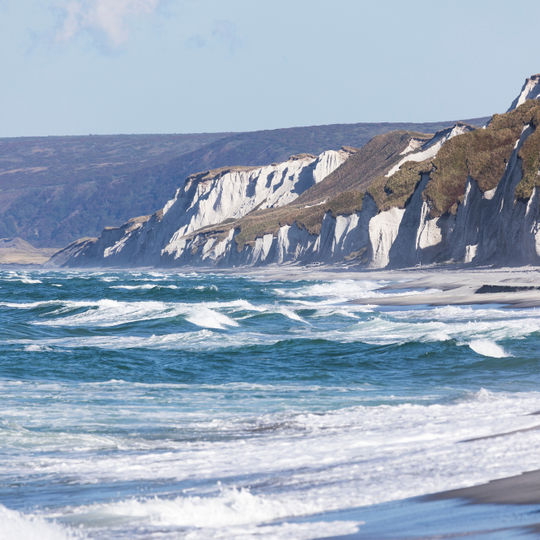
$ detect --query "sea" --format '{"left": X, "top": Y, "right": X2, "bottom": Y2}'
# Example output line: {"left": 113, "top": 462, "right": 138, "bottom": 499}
{"left": 2, "top": 268, "right": 540, "bottom": 539}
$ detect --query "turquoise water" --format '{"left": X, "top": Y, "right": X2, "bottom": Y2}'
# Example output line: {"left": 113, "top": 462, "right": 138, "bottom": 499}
{"left": 2, "top": 268, "right": 540, "bottom": 539}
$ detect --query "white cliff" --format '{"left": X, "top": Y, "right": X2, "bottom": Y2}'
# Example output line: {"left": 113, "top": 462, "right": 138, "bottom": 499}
{"left": 385, "top": 124, "right": 472, "bottom": 178}
{"left": 508, "top": 74, "right": 540, "bottom": 111}
{"left": 54, "top": 148, "right": 351, "bottom": 267}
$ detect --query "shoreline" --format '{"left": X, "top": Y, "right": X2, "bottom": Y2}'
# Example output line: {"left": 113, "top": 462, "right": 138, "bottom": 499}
{"left": 309, "top": 470, "right": 540, "bottom": 538}
{"left": 425, "top": 468, "right": 540, "bottom": 506}
{"left": 233, "top": 265, "right": 540, "bottom": 308}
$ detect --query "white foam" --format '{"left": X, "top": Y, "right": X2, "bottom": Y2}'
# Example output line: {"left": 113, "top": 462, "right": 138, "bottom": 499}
{"left": 11, "top": 330, "right": 276, "bottom": 351}
{"left": 20, "top": 277, "right": 42, "bottom": 284}
{"left": 194, "top": 284, "right": 218, "bottom": 291}
{"left": 277, "top": 307, "right": 308, "bottom": 324}
{"left": 469, "top": 339, "right": 509, "bottom": 358}
{"left": 0, "top": 272, "right": 42, "bottom": 284}
{"left": 185, "top": 307, "right": 239, "bottom": 329}
{"left": 5, "top": 388, "right": 540, "bottom": 516}
{"left": 27, "top": 298, "right": 266, "bottom": 328}
{"left": 274, "top": 280, "right": 384, "bottom": 302}
{"left": 274, "top": 280, "right": 434, "bottom": 305}
{"left": 0, "top": 504, "right": 77, "bottom": 540}
{"left": 23, "top": 344, "right": 52, "bottom": 352}
{"left": 37, "top": 299, "right": 173, "bottom": 327}
{"left": 319, "top": 306, "right": 540, "bottom": 346}
{"left": 111, "top": 284, "right": 179, "bottom": 290}
{"left": 60, "top": 489, "right": 360, "bottom": 539}
{"left": 0, "top": 300, "right": 62, "bottom": 309}
{"left": 73, "top": 488, "right": 310, "bottom": 528}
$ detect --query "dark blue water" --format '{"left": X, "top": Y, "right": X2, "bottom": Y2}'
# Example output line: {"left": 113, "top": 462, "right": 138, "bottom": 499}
{"left": 1, "top": 268, "right": 540, "bottom": 539}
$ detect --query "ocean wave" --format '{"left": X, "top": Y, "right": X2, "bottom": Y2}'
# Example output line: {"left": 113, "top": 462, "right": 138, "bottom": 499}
{"left": 110, "top": 284, "right": 179, "bottom": 290}
{"left": 317, "top": 310, "right": 540, "bottom": 347}
{"left": 0, "top": 300, "right": 64, "bottom": 309}
{"left": 0, "top": 271, "right": 42, "bottom": 284}
{"left": 4, "top": 388, "right": 540, "bottom": 518}
{"left": 30, "top": 299, "right": 254, "bottom": 328}
{"left": 69, "top": 488, "right": 312, "bottom": 528}
{"left": 469, "top": 339, "right": 510, "bottom": 358}
{"left": 185, "top": 306, "right": 239, "bottom": 329}
{"left": 0, "top": 504, "right": 78, "bottom": 540}
{"left": 23, "top": 344, "right": 53, "bottom": 352}
{"left": 12, "top": 330, "right": 277, "bottom": 351}
{"left": 19, "top": 297, "right": 312, "bottom": 330}
{"left": 59, "top": 488, "right": 359, "bottom": 539}
{"left": 273, "top": 279, "right": 384, "bottom": 301}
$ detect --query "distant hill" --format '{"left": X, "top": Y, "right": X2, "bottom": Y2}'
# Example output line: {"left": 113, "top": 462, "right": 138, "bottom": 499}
{"left": 0, "top": 118, "right": 488, "bottom": 247}
{"left": 0, "top": 237, "right": 56, "bottom": 265}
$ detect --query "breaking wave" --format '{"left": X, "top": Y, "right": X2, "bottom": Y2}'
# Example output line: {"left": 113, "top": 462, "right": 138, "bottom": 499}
{"left": 0, "top": 504, "right": 77, "bottom": 540}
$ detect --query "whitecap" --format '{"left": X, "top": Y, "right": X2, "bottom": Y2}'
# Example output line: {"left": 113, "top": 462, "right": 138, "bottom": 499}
{"left": 0, "top": 504, "right": 77, "bottom": 540}
{"left": 194, "top": 284, "right": 218, "bottom": 291}
{"left": 99, "top": 276, "right": 119, "bottom": 283}
{"left": 185, "top": 307, "right": 240, "bottom": 329}
{"left": 34, "top": 298, "right": 262, "bottom": 328}
{"left": 60, "top": 487, "right": 359, "bottom": 535}
{"left": 0, "top": 301, "right": 58, "bottom": 309}
{"left": 10, "top": 329, "right": 277, "bottom": 351}
{"left": 469, "top": 339, "right": 510, "bottom": 358}
{"left": 110, "top": 284, "right": 178, "bottom": 290}
{"left": 278, "top": 307, "right": 309, "bottom": 324}
{"left": 37, "top": 299, "right": 173, "bottom": 327}
{"left": 23, "top": 344, "right": 52, "bottom": 353}
{"left": 274, "top": 279, "right": 384, "bottom": 302}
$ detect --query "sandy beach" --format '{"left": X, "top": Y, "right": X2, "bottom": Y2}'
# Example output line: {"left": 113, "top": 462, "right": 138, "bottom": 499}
{"left": 226, "top": 264, "right": 540, "bottom": 308}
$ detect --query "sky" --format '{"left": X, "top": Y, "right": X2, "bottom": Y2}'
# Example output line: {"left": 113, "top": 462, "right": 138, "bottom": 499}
{"left": 1, "top": 0, "right": 540, "bottom": 137}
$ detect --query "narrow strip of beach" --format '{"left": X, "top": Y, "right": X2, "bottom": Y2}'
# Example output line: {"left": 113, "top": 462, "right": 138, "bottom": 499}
{"left": 225, "top": 265, "right": 540, "bottom": 308}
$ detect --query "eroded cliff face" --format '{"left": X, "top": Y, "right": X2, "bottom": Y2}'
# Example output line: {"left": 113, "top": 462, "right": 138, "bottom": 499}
{"left": 156, "top": 128, "right": 540, "bottom": 269}
{"left": 52, "top": 78, "right": 540, "bottom": 270}
{"left": 53, "top": 149, "right": 351, "bottom": 267}
{"left": 508, "top": 74, "right": 540, "bottom": 111}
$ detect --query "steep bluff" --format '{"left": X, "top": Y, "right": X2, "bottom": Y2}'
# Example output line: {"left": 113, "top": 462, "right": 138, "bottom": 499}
{"left": 53, "top": 149, "right": 352, "bottom": 267}
{"left": 508, "top": 74, "right": 540, "bottom": 111}
{"left": 52, "top": 76, "right": 540, "bottom": 270}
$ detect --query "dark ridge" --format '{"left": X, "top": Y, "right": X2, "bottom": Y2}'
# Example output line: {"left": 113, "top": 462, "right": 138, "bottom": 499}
{"left": 476, "top": 285, "right": 540, "bottom": 294}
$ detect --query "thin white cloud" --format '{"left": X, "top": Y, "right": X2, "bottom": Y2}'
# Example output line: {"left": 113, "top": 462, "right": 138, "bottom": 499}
{"left": 57, "top": 0, "right": 160, "bottom": 46}
{"left": 185, "top": 20, "right": 242, "bottom": 53}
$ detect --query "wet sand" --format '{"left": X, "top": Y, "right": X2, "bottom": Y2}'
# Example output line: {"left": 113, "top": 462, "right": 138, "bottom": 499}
{"left": 425, "top": 469, "right": 540, "bottom": 506}
{"left": 309, "top": 469, "right": 540, "bottom": 539}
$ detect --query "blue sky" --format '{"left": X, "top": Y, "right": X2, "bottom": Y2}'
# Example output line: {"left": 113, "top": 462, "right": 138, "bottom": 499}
{"left": 1, "top": 0, "right": 539, "bottom": 136}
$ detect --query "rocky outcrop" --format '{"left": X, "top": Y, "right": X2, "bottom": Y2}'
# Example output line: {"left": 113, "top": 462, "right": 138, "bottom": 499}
{"left": 508, "top": 74, "right": 540, "bottom": 111}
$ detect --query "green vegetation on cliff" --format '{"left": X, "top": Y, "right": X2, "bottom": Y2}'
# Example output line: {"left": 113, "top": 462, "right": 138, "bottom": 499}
{"left": 193, "top": 130, "right": 431, "bottom": 250}
{"left": 369, "top": 101, "right": 540, "bottom": 216}
{"left": 426, "top": 101, "right": 540, "bottom": 215}
{"left": 194, "top": 101, "right": 540, "bottom": 251}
